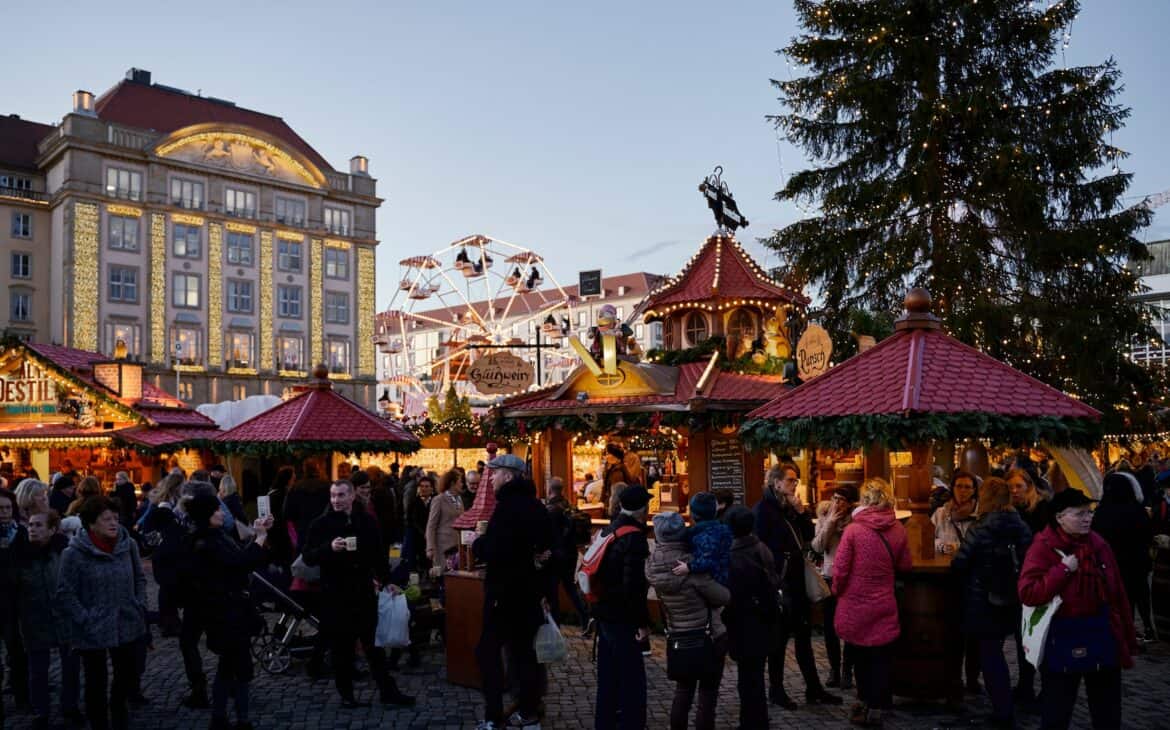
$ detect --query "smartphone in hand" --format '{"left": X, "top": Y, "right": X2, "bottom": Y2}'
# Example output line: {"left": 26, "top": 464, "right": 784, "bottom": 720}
{"left": 257, "top": 495, "right": 271, "bottom": 520}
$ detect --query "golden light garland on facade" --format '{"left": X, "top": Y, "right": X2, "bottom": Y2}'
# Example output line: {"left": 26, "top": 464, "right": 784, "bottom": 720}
{"left": 71, "top": 202, "right": 99, "bottom": 351}
{"left": 260, "top": 231, "right": 274, "bottom": 371}
{"left": 175, "top": 364, "right": 206, "bottom": 373}
{"left": 357, "top": 245, "right": 376, "bottom": 377}
{"left": 328, "top": 373, "right": 353, "bottom": 381}
{"left": 310, "top": 238, "right": 324, "bottom": 365}
{"left": 155, "top": 131, "right": 324, "bottom": 188}
{"left": 278, "top": 369, "right": 307, "bottom": 378}
{"left": 0, "top": 435, "right": 114, "bottom": 449}
{"left": 172, "top": 213, "right": 205, "bottom": 227}
{"left": 225, "top": 221, "right": 257, "bottom": 234}
{"left": 276, "top": 230, "right": 304, "bottom": 242}
{"left": 226, "top": 367, "right": 258, "bottom": 376}
{"left": 208, "top": 223, "right": 223, "bottom": 367}
{"left": 324, "top": 239, "right": 352, "bottom": 250}
{"left": 150, "top": 214, "right": 167, "bottom": 363}
{"left": 643, "top": 298, "right": 797, "bottom": 320}
{"left": 105, "top": 204, "right": 142, "bottom": 218}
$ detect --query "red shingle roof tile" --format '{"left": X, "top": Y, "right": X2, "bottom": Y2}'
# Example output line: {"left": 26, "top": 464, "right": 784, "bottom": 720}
{"left": 747, "top": 327, "right": 1100, "bottom": 421}
{"left": 0, "top": 115, "right": 55, "bottom": 171}
{"left": 215, "top": 385, "right": 417, "bottom": 447}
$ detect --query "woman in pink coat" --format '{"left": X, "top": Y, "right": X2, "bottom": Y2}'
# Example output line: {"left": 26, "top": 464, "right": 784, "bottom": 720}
{"left": 832, "top": 478, "right": 912, "bottom": 727}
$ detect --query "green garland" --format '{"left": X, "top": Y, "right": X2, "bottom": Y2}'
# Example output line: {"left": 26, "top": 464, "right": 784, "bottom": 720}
{"left": 487, "top": 410, "right": 743, "bottom": 439}
{"left": 739, "top": 413, "right": 1103, "bottom": 451}
{"left": 211, "top": 438, "right": 421, "bottom": 457}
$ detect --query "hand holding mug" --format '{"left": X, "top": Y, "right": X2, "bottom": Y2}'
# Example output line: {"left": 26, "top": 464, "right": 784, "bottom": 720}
{"left": 331, "top": 537, "right": 347, "bottom": 553}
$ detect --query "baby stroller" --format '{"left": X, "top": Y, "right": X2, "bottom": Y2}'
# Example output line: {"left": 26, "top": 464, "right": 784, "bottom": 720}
{"left": 248, "top": 570, "right": 322, "bottom": 675}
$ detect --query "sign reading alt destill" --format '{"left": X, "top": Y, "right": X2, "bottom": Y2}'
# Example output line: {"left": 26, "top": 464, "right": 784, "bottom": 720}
{"left": 0, "top": 359, "right": 57, "bottom": 415}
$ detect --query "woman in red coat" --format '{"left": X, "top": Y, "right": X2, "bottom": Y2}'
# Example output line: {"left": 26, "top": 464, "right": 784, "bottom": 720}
{"left": 1018, "top": 488, "right": 1137, "bottom": 730}
{"left": 832, "top": 478, "right": 912, "bottom": 727}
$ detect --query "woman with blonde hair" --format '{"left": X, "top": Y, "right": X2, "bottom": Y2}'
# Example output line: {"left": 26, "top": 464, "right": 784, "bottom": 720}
{"left": 831, "top": 478, "right": 912, "bottom": 727}
{"left": 218, "top": 474, "right": 248, "bottom": 525}
{"left": 14, "top": 478, "right": 50, "bottom": 520}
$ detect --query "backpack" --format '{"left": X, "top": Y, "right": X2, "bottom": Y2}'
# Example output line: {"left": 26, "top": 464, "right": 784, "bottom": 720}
{"left": 985, "top": 542, "right": 1022, "bottom": 607}
{"left": 577, "top": 525, "right": 639, "bottom": 603}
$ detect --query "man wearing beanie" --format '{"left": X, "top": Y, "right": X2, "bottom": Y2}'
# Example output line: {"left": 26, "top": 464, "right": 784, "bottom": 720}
{"left": 592, "top": 484, "right": 651, "bottom": 729}
{"left": 671, "top": 492, "right": 732, "bottom": 586}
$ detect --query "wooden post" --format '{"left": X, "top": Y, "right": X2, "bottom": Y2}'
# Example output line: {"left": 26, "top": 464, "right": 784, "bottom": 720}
{"left": 903, "top": 442, "right": 936, "bottom": 560}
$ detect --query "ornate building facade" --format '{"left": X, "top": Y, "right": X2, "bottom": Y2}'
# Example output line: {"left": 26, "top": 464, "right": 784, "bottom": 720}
{"left": 4, "top": 68, "right": 380, "bottom": 408}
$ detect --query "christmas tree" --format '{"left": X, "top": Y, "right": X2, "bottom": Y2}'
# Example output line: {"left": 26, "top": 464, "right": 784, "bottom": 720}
{"left": 768, "top": 0, "right": 1155, "bottom": 425}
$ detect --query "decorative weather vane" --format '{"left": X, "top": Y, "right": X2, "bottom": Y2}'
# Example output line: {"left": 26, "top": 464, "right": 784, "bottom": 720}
{"left": 699, "top": 166, "right": 749, "bottom": 232}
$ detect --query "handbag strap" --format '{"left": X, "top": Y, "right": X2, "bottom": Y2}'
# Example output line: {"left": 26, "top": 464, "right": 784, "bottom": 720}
{"left": 868, "top": 527, "right": 898, "bottom": 574}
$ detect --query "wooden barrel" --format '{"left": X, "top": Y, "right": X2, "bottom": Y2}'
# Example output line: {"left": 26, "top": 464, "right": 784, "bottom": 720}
{"left": 891, "top": 566, "right": 960, "bottom": 700}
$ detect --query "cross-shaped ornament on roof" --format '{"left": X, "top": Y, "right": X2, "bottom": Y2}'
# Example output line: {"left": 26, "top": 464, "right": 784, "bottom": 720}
{"left": 699, "top": 166, "right": 749, "bottom": 233}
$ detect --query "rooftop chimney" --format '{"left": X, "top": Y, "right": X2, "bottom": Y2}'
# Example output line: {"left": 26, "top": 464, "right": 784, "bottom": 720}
{"left": 126, "top": 68, "right": 152, "bottom": 85}
{"left": 350, "top": 155, "right": 369, "bottom": 176}
{"left": 72, "top": 90, "right": 96, "bottom": 116}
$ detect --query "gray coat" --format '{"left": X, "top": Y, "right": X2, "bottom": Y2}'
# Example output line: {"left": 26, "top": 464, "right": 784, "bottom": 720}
{"left": 56, "top": 527, "right": 147, "bottom": 650}
{"left": 15, "top": 536, "right": 71, "bottom": 651}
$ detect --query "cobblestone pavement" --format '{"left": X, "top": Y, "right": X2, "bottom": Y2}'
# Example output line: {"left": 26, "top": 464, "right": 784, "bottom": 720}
{"left": 6, "top": 576, "right": 1170, "bottom": 729}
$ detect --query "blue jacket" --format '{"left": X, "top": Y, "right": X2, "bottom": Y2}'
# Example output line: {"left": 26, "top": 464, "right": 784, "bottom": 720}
{"left": 686, "top": 519, "right": 732, "bottom": 586}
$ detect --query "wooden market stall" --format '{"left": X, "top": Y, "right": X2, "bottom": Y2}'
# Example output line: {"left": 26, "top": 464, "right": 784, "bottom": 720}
{"left": 0, "top": 342, "right": 219, "bottom": 485}
{"left": 741, "top": 289, "right": 1102, "bottom": 702}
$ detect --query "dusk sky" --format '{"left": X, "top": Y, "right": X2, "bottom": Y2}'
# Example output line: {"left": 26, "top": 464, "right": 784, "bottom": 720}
{"left": 8, "top": 0, "right": 1168, "bottom": 309}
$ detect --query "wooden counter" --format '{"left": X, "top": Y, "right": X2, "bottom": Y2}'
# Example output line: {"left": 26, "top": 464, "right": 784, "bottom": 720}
{"left": 444, "top": 570, "right": 485, "bottom": 689}
{"left": 891, "top": 553, "right": 961, "bottom": 700}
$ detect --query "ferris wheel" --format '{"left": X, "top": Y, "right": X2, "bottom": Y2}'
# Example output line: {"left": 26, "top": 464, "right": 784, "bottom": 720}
{"left": 379, "top": 234, "right": 577, "bottom": 402}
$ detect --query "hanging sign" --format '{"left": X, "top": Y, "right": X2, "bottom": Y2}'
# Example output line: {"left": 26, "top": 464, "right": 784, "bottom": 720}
{"left": 468, "top": 352, "right": 534, "bottom": 395}
{"left": 796, "top": 323, "right": 833, "bottom": 381}
{"left": 0, "top": 359, "right": 57, "bottom": 415}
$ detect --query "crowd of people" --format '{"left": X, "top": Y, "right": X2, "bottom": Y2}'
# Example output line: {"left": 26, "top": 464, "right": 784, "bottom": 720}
{"left": 0, "top": 447, "right": 1166, "bottom": 730}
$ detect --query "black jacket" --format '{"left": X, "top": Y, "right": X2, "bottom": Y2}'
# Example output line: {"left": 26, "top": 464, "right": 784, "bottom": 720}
{"left": 590, "top": 512, "right": 651, "bottom": 627}
{"left": 753, "top": 490, "right": 813, "bottom": 596}
{"left": 142, "top": 506, "right": 188, "bottom": 592}
{"left": 951, "top": 510, "right": 1033, "bottom": 638}
{"left": 49, "top": 488, "right": 72, "bottom": 516}
{"left": 302, "top": 507, "right": 389, "bottom": 622}
{"left": 283, "top": 479, "right": 330, "bottom": 549}
{"left": 371, "top": 479, "right": 402, "bottom": 545}
{"left": 1092, "top": 481, "right": 1154, "bottom": 579}
{"left": 1018, "top": 499, "right": 1052, "bottom": 538}
{"left": 114, "top": 481, "right": 137, "bottom": 526}
{"left": 180, "top": 527, "right": 268, "bottom": 653}
{"left": 472, "top": 477, "right": 553, "bottom": 638}
{"left": 724, "top": 534, "right": 782, "bottom": 661}
{"left": 0, "top": 522, "right": 29, "bottom": 626}
{"left": 545, "top": 498, "right": 578, "bottom": 577}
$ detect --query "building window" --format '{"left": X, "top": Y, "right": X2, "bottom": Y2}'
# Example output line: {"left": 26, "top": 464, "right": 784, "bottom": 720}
{"left": 109, "top": 266, "right": 139, "bottom": 303}
{"left": 9, "top": 292, "right": 30, "bottom": 322}
{"left": 10, "top": 253, "right": 30, "bottom": 279}
{"left": 170, "top": 178, "right": 204, "bottom": 210}
{"left": 328, "top": 339, "right": 351, "bottom": 374}
{"left": 325, "top": 292, "right": 350, "bottom": 324}
{"left": 684, "top": 311, "right": 709, "bottom": 346}
{"left": 278, "top": 240, "right": 302, "bottom": 271}
{"left": 105, "top": 168, "right": 142, "bottom": 201}
{"left": 578, "top": 311, "right": 588, "bottom": 328}
{"left": 226, "top": 231, "right": 254, "bottom": 265}
{"left": 172, "top": 326, "right": 202, "bottom": 365}
{"left": 231, "top": 384, "right": 248, "bottom": 401}
{"left": 226, "top": 280, "right": 253, "bottom": 313}
{"left": 0, "top": 175, "right": 32, "bottom": 191}
{"left": 275, "top": 197, "right": 305, "bottom": 227}
{"left": 177, "top": 382, "right": 193, "bottom": 400}
{"left": 277, "top": 285, "right": 302, "bottom": 318}
{"left": 224, "top": 188, "right": 256, "bottom": 218}
{"left": 726, "top": 308, "right": 756, "bottom": 343}
{"left": 172, "top": 273, "right": 200, "bottom": 308}
{"left": 104, "top": 321, "right": 141, "bottom": 358}
{"left": 279, "top": 336, "right": 304, "bottom": 371}
{"left": 650, "top": 322, "right": 664, "bottom": 349}
{"left": 324, "top": 248, "right": 349, "bottom": 279}
{"left": 227, "top": 331, "right": 254, "bottom": 369}
{"left": 324, "top": 207, "right": 351, "bottom": 236}
{"left": 11, "top": 213, "right": 31, "bottom": 238}
{"left": 616, "top": 306, "right": 624, "bottom": 320}
{"left": 173, "top": 223, "right": 202, "bottom": 258}
{"left": 635, "top": 324, "right": 645, "bottom": 340}
{"left": 108, "top": 215, "right": 139, "bottom": 251}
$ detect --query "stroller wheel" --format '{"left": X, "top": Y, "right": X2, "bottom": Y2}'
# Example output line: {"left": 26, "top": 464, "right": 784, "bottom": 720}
{"left": 260, "top": 642, "right": 292, "bottom": 674}
{"left": 251, "top": 628, "right": 273, "bottom": 661}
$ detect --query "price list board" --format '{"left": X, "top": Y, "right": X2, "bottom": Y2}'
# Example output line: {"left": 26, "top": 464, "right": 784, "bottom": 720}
{"left": 708, "top": 436, "right": 745, "bottom": 504}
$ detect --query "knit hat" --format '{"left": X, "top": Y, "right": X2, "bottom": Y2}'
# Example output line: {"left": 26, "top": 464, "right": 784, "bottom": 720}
{"left": 689, "top": 492, "right": 718, "bottom": 522}
{"left": 725, "top": 505, "right": 754, "bottom": 537}
{"left": 606, "top": 443, "right": 625, "bottom": 460}
{"left": 618, "top": 484, "right": 651, "bottom": 511}
{"left": 1048, "top": 486, "right": 1095, "bottom": 523}
{"left": 186, "top": 493, "right": 221, "bottom": 527}
{"left": 652, "top": 512, "right": 687, "bottom": 543}
{"left": 832, "top": 484, "right": 859, "bottom": 503}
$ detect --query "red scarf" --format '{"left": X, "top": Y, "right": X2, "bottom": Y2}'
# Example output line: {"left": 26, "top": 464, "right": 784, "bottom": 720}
{"left": 88, "top": 529, "right": 117, "bottom": 554}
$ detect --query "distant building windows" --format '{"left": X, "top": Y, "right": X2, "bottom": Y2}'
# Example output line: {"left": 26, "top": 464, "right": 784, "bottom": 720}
{"left": 177, "top": 382, "right": 193, "bottom": 400}
{"left": 684, "top": 311, "right": 709, "bottom": 346}
{"left": 277, "top": 285, "right": 302, "bottom": 318}
{"left": 324, "top": 248, "right": 349, "bottom": 279}
{"left": 104, "top": 321, "right": 141, "bottom": 358}
{"left": 105, "top": 168, "right": 142, "bottom": 201}
{"left": 173, "top": 223, "right": 202, "bottom": 258}
{"left": 231, "top": 384, "right": 248, "bottom": 400}
{"left": 227, "top": 331, "right": 254, "bottom": 369}
{"left": 278, "top": 239, "right": 303, "bottom": 271}
{"left": 226, "top": 280, "right": 253, "bottom": 313}
{"left": 10, "top": 213, "right": 31, "bottom": 238}
{"left": 170, "top": 178, "right": 204, "bottom": 210}
{"left": 108, "top": 266, "right": 139, "bottom": 303}
{"left": 172, "top": 326, "right": 202, "bottom": 366}
{"left": 325, "top": 291, "right": 350, "bottom": 324}
{"left": 172, "top": 273, "right": 200, "bottom": 308}
{"left": 9, "top": 291, "right": 30, "bottom": 322}
{"left": 226, "top": 230, "right": 254, "bottom": 265}
{"left": 275, "top": 197, "right": 305, "bottom": 227}
{"left": 0, "top": 175, "right": 31, "bottom": 191}
{"left": 10, "top": 253, "right": 30, "bottom": 279}
{"left": 328, "top": 339, "right": 351, "bottom": 374}
{"left": 278, "top": 335, "right": 304, "bottom": 371}
{"left": 224, "top": 188, "right": 256, "bottom": 218}
{"left": 324, "top": 207, "right": 351, "bottom": 236}
{"left": 108, "top": 215, "right": 139, "bottom": 251}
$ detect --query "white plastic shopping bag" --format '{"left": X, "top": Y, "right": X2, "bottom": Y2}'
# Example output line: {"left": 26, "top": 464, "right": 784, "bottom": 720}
{"left": 375, "top": 591, "right": 412, "bottom": 648}
{"left": 534, "top": 610, "right": 567, "bottom": 664}
{"left": 1021, "top": 594, "right": 1063, "bottom": 668}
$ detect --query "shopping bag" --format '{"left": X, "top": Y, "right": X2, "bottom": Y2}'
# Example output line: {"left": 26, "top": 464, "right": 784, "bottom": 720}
{"left": 1021, "top": 594, "right": 1063, "bottom": 668}
{"left": 534, "top": 610, "right": 567, "bottom": 664}
{"left": 375, "top": 591, "right": 412, "bottom": 648}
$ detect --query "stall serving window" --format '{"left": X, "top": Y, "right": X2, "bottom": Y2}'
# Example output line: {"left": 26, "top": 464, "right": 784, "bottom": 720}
{"left": 684, "top": 311, "right": 709, "bottom": 346}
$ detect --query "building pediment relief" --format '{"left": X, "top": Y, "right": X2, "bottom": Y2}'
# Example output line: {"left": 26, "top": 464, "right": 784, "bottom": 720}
{"left": 154, "top": 124, "right": 325, "bottom": 188}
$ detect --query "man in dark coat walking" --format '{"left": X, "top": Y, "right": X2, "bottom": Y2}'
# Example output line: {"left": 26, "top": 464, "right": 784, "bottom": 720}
{"left": 303, "top": 479, "right": 414, "bottom": 709}
{"left": 753, "top": 463, "right": 840, "bottom": 708}
{"left": 472, "top": 454, "right": 553, "bottom": 730}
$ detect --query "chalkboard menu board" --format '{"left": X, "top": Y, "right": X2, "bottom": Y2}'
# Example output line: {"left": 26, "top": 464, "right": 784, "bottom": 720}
{"left": 708, "top": 436, "right": 745, "bottom": 504}
{"left": 579, "top": 269, "right": 603, "bottom": 297}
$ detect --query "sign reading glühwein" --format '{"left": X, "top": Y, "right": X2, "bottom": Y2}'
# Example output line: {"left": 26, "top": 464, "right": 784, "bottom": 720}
{"left": 468, "top": 352, "right": 535, "bottom": 395}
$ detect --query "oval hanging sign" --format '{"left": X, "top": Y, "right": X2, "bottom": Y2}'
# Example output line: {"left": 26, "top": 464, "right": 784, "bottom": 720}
{"left": 468, "top": 352, "right": 535, "bottom": 395}
{"left": 796, "top": 323, "right": 832, "bottom": 381}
